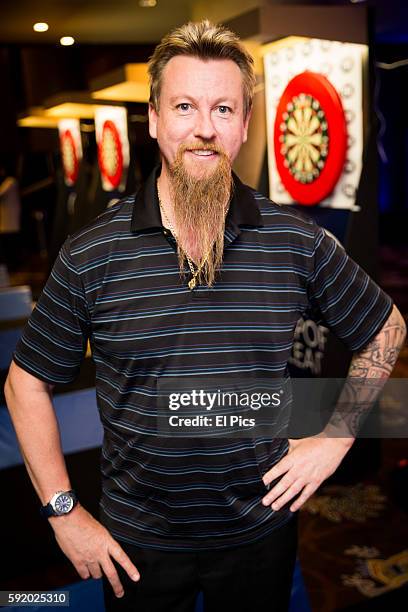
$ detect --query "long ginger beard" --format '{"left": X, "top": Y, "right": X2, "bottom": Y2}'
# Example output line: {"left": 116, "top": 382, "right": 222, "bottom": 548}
{"left": 167, "top": 142, "right": 232, "bottom": 288}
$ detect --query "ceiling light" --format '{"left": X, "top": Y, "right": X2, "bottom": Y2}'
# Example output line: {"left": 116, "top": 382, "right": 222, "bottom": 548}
{"left": 43, "top": 92, "right": 123, "bottom": 119}
{"left": 44, "top": 92, "right": 96, "bottom": 118}
{"left": 90, "top": 64, "right": 150, "bottom": 103}
{"left": 33, "top": 22, "right": 49, "bottom": 32}
{"left": 60, "top": 36, "right": 75, "bottom": 46}
{"left": 139, "top": 0, "right": 157, "bottom": 7}
{"left": 17, "top": 107, "right": 59, "bottom": 129}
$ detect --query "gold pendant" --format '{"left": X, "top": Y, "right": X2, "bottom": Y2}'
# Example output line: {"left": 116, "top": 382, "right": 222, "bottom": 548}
{"left": 188, "top": 277, "right": 196, "bottom": 290}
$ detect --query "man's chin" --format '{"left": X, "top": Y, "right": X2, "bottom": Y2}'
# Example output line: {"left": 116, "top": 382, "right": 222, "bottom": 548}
{"left": 183, "top": 154, "right": 225, "bottom": 181}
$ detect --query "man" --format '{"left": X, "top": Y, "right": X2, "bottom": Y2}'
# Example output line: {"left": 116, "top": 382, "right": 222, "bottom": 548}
{"left": 5, "top": 20, "right": 406, "bottom": 612}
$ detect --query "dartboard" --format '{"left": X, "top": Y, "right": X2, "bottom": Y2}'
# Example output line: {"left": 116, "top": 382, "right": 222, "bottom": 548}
{"left": 273, "top": 71, "right": 347, "bottom": 205}
{"left": 98, "top": 120, "right": 124, "bottom": 189}
{"left": 61, "top": 130, "right": 79, "bottom": 185}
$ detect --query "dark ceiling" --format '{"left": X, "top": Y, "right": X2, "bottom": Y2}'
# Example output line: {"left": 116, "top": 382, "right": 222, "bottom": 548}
{"left": 1, "top": 0, "right": 408, "bottom": 45}
{"left": 1, "top": 0, "right": 193, "bottom": 44}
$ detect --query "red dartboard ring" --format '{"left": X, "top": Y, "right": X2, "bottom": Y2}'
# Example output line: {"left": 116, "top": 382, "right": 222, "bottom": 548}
{"left": 98, "top": 120, "right": 124, "bottom": 189}
{"left": 60, "top": 130, "right": 79, "bottom": 185}
{"left": 273, "top": 71, "right": 347, "bottom": 205}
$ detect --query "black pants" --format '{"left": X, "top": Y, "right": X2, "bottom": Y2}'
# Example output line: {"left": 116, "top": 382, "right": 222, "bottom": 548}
{"left": 103, "top": 515, "right": 298, "bottom": 612}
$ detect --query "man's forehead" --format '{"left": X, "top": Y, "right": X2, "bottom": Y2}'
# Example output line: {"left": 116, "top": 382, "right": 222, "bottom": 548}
{"left": 160, "top": 55, "right": 244, "bottom": 93}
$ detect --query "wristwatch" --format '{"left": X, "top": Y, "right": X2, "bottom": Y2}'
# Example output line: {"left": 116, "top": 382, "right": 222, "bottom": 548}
{"left": 40, "top": 490, "right": 78, "bottom": 518}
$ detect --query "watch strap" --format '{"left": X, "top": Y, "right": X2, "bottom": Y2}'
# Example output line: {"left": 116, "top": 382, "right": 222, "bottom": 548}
{"left": 40, "top": 489, "right": 78, "bottom": 518}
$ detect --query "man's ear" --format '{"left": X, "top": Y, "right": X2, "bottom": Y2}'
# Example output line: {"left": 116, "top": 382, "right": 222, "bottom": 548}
{"left": 148, "top": 103, "right": 158, "bottom": 139}
{"left": 242, "top": 106, "right": 253, "bottom": 144}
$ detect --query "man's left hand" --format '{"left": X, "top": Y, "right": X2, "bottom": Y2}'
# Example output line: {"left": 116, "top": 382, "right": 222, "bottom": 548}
{"left": 261, "top": 436, "right": 354, "bottom": 512}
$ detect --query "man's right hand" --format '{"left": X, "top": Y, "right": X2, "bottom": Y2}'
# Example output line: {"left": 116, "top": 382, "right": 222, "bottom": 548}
{"left": 49, "top": 504, "right": 140, "bottom": 598}
{"left": 4, "top": 364, "right": 138, "bottom": 598}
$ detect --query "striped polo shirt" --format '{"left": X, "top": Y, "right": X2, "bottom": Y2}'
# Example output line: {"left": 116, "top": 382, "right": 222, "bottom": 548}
{"left": 13, "top": 166, "right": 393, "bottom": 551}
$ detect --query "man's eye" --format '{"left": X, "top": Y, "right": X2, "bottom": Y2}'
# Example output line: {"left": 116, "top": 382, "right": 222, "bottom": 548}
{"left": 217, "top": 106, "right": 231, "bottom": 114}
{"left": 177, "top": 103, "right": 191, "bottom": 112}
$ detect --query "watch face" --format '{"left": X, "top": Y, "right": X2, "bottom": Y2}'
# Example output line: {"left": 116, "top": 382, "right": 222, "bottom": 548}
{"left": 54, "top": 493, "right": 74, "bottom": 515}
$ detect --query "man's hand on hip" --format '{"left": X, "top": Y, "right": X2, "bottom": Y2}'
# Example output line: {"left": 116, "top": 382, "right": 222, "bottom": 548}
{"left": 261, "top": 436, "right": 354, "bottom": 512}
{"left": 49, "top": 505, "right": 140, "bottom": 598}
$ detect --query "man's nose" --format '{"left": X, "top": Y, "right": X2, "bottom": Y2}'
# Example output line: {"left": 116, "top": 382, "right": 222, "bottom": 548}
{"left": 193, "top": 110, "right": 216, "bottom": 141}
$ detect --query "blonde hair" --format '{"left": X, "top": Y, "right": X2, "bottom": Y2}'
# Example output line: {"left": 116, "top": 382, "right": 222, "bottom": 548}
{"left": 148, "top": 20, "right": 255, "bottom": 119}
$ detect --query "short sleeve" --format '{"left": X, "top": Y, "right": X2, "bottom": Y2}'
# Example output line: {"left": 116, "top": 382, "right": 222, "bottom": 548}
{"left": 13, "top": 238, "right": 90, "bottom": 384}
{"left": 307, "top": 226, "right": 393, "bottom": 351}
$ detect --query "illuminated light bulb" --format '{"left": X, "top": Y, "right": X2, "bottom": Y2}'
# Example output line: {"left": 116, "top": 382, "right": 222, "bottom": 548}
{"left": 60, "top": 36, "right": 75, "bottom": 46}
{"left": 33, "top": 22, "right": 49, "bottom": 32}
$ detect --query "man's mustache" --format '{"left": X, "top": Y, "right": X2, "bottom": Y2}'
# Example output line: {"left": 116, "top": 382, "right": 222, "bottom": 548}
{"left": 177, "top": 142, "right": 228, "bottom": 156}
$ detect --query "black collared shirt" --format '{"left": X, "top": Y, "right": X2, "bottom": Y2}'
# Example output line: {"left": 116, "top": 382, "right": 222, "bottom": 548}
{"left": 14, "top": 167, "right": 393, "bottom": 550}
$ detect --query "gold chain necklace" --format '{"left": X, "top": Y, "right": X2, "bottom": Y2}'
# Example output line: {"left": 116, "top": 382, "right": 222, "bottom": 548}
{"left": 157, "top": 181, "right": 211, "bottom": 290}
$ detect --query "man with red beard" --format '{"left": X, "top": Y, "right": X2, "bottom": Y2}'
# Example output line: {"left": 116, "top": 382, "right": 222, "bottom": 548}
{"left": 5, "top": 19, "right": 406, "bottom": 612}
{"left": 148, "top": 47, "right": 249, "bottom": 289}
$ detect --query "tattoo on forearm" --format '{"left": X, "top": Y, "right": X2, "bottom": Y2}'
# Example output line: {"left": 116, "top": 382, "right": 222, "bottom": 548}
{"left": 349, "top": 307, "right": 406, "bottom": 378}
{"left": 327, "top": 306, "right": 406, "bottom": 438}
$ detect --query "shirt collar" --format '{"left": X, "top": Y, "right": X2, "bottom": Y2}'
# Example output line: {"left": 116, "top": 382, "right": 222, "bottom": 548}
{"left": 130, "top": 164, "right": 263, "bottom": 233}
